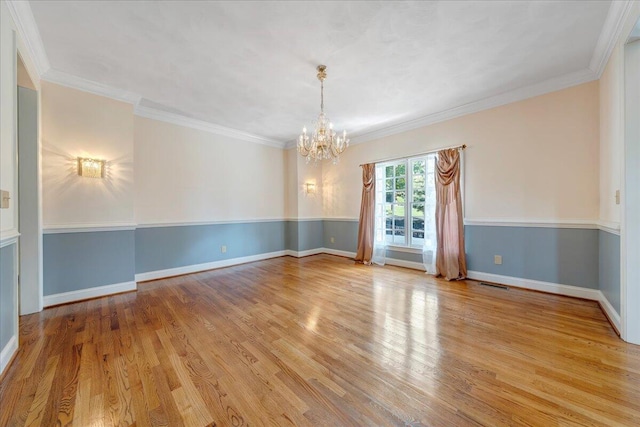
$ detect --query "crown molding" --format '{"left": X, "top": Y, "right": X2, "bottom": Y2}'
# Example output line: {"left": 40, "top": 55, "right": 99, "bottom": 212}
{"left": 40, "top": 69, "right": 285, "bottom": 148}
{"left": 5, "top": 0, "right": 50, "bottom": 79}
{"left": 348, "top": 67, "right": 598, "bottom": 145}
{"left": 134, "top": 105, "right": 286, "bottom": 148}
{"left": 42, "top": 69, "right": 142, "bottom": 105}
{"left": 589, "top": 0, "right": 635, "bottom": 77}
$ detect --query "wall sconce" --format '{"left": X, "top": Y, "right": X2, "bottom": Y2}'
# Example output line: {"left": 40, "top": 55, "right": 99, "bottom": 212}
{"left": 77, "top": 157, "right": 105, "bottom": 178}
{"left": 305, "top": 183, "right": 316, "bottom": 195}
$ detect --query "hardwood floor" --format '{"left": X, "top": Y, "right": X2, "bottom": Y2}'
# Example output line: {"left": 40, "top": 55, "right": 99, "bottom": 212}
{"left": 1, "top": 254, "right": 639, "bottom": 426}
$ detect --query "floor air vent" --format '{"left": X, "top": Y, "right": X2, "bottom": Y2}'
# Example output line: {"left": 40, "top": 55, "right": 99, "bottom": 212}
{"left": 479, "top": 282, "right": 509, "bottom": 290}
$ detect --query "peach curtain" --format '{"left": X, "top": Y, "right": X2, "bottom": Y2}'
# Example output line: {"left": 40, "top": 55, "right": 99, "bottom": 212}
{"left": 355, "top": 164, "right": 375, "bottom": 265}
{"left": 435, "top": 149, "right": 467, "bottom": 280}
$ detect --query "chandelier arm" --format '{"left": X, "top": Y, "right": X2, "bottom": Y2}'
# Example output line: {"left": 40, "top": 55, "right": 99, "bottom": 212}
{"left": 298, "top": 145, "right": 310, "bottom": 156}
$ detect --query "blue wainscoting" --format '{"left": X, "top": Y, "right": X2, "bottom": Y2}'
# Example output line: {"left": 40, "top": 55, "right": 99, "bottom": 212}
{"left": 323, "top": 221, "right": 602, "bottom": 290}
{"left": 465, "top": 226, "right": 599, "bottom": 289}
{"left": 39, "top": 219, "right": 619, "bottom": 319}
{"left": 322, "top": 220, "right": 358, "bottom": 253}
{"left": 43, "top": 230, "right": 135, "bottom": 295}
{"left": 287, "top": 220, "right": 324, "bottom": 252}
{"left": 599, "top": 230, "right": 621, "bottom": 314}
{"left": 0, "top": 244, "right": 17, "bottom": 354}
{"left": 136, "top": 221, "right": 288, "bottom": 274}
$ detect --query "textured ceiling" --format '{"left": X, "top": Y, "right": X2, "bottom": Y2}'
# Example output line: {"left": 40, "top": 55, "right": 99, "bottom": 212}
{"left": 29, "top": 1, "right": 611, "bottom": 143}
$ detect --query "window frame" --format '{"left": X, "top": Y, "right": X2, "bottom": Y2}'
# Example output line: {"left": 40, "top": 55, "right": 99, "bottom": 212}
{"left": 375, "top": 153, "right": 436, "bottom": 251}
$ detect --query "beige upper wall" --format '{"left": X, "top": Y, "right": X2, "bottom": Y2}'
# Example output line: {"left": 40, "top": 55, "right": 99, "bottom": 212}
{"left": 134, "top": 116, "right": 285, "bottom": 224}
{"left": 323, "top": 81, "right": 600, "bottom": 221}
{"left": 41, "top": 81, "right": 135, "bottom": 227}
{"left": 40, "top": 71, "right": 603, "bottom": 226}
{"left": 599, "top": 45, "right": 623, "bottom": 226}
{"left": 1, "top": 1, "right": 18, "bottom": 234}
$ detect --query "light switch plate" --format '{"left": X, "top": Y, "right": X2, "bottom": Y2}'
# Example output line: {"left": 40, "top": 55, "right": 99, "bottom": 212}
{"left": 615, "top": 190, "right": 620, "bottom": 205}
{"left": 0, "top": 190, "right": 9, "bottom": 209}
{"left": 494, "top": 255, "right": 503, "bottom": 265}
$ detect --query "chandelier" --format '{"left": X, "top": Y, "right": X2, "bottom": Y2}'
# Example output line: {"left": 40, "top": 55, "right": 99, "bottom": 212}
{"left": 297, "top": 65, "right": 349, "bottom": 164}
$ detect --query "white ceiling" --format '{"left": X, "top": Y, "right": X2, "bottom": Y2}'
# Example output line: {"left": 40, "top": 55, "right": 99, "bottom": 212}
{"left": 26, "top": 1, "right": 614, "bottom": 144}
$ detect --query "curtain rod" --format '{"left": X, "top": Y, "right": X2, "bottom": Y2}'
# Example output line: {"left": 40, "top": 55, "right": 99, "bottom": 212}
{"left": 359, "top": 144, "right": 466, "bottom": 167}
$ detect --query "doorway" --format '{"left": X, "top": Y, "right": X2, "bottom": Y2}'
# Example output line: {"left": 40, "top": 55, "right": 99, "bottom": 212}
{"left": 622, "top": 20, "right": 640, "bottom": 345}
{"left": 17, "top": 53, "right": 42, "bottom": 315}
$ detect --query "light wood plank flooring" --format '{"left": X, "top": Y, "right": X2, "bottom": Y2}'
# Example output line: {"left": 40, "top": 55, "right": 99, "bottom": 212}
{"left": 1, "top": 254, "right": 640, "bottom": 426}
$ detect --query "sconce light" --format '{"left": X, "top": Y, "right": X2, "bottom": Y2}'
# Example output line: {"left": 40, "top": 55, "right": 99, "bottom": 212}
{"left": 305, "top": 183, "right": 316, "bottom": 195}
{"left": 77, "top": 157, "right": 105, "bottom": 178}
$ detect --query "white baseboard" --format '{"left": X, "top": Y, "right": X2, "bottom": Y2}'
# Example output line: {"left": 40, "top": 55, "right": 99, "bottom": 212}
{"left": 322, "top": 248, "right": 357, "bottom": 258}
{"left": 465, "top": 271, "right": 621, "bottom": 332}
{"left": 0, "top": 335, "right": 18, "bottom": 376}
{"left": 597, "top": 292, "right": 621, "bottom": 333}
{"left": 466, "top": 270, "right": 602, "bottom": 301}
{"left": 135, "top": 250, "right": 287, "bottom": 282}
{"left": 285, "top": 248, "right": 325, "bottom": 258}
{"left": 44, "top": 281, "right": 137, "bottom": 307}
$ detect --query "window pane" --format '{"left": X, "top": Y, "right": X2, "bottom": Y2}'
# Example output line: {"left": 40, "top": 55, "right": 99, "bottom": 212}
{"left": 412, "top": 216, "right": 425, "bottom": 231}
{"left": 385, "top": 179, "right": 393, "bottom": 191}
{"left": 395, "top": 191, "right": 405, "bottom": 203}
{"left": 393, "top": 216, "right": 405, "bottom": 231}
{"left": 385, "top": 165, "right": 394, "bottom": 178}
{"left": 412, "top": 174, "right": 425, "bottom": 189}
{"left": 412, "top": 203, "right": 425, "bottom": 218}
{"left": 413, "top": 176, "right": 425, "bottom": 202}
{"left": 385, "top": 203, "right": 393, "bottom": 217}
{"left": 413, "top": 160, "right": 425, "bottom": 175}
{"left": 386, "top": 192, "right": 393, "bottom": 203}
{"left": 396, "top": 177, "right": 406, "bottom": 190}
{"left": 393, "top": 204, "right": 405, "bottom": 217}
{"left": 395, "top": 163, "right": 406, "bottom": 177}
{"left": 393, "top": 229, "right": 405, "bottom": 245}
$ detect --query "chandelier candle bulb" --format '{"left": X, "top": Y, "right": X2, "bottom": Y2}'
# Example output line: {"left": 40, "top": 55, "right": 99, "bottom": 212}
{"left": 297, "top": 65, "right": 349, "bottom": 165}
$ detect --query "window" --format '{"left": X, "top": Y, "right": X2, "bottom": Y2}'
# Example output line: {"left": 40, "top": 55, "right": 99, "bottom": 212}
{"left": 374, "top": 154, "right": 437, "bottom": 249}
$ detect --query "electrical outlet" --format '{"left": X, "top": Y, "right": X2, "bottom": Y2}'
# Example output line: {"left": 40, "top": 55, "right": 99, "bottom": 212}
{"left": 494, "top": 255, "right": 502, "bottom": 265}
{"left": 330, "top": 237, "right": 335, "bottom": 243}
{"left": 221, "top": 245, "right": 227, "bottom": 253}
{"left": 616, "top": 190, "right": 620, "bottom": 205}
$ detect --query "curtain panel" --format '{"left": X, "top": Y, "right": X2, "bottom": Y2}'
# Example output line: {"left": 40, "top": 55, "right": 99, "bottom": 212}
{"left": 355, "top": 163, "right": 376, "bottom": 265}
{"left": 435, "top": 148, "right": 467, "bottom": 280}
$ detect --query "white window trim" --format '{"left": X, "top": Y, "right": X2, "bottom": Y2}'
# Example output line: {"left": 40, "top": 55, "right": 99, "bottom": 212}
{"left": 385, "top": 245, "right": 422, "bottom": 254}
{"left": 376, "top": 154, "right": 436, "bottom": 250}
